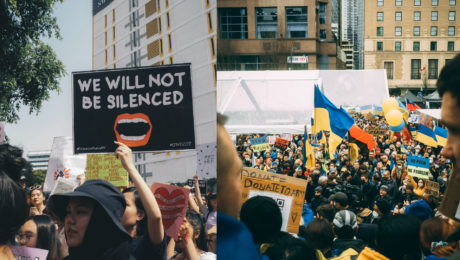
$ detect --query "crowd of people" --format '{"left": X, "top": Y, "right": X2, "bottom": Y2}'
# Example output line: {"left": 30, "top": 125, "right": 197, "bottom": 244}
{"left": 0, "top": 142, "right": 217, "bottom": 260}
{"left": 217, "top": 54, "right": 460, "bottom": 259}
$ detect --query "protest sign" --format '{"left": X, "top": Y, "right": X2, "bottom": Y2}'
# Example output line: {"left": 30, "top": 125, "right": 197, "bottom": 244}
{"left": 196, "top": 142, "right": 216, "bottom": 178}
{"left": 11, "top": 246, "right": 48, "bottom": 260}
{"left": 440, "top": 169, "right": 460, "bottom": 221}
{"left": 365, "top": 112, "right": 376, "bottom": 122}
{"left": 73, "top": 64, "right": 195, "bottom": 154}
{"left": 51, "top": 178, "right": 77, "bottom": 195}
{"left": 367, "top": 126, "right": 387, "bottom": 136}
{"left": 44, "top": 137, "right": 87, "bottom": 193}
{"left": 241, "top": 167, "right": 308, "bottom": 234}
{"left": 268, "top": 136, "right": 276, "bottom": 145}
{"left": 187, "top": 179, "right": 207, "bottom": 194}
{"left": 250, "top": 136, "right": 270, "bottom": 153}
{"left": 407, "top": 156, "right": 430, "bottom": 179}
{"left": 425, "top": 180, "right": 440, "bottom": 197}
{"left": 85, "top": 154, "right": 129, "bottom": 189}
{"left": 408, "top": 113, "right": 421, "bottom": 124}
{"left": 151, "top": 183, "right": 190, "bottom": 240}
{"left": 275, "top": 137, "right": 290, "bottom": 150}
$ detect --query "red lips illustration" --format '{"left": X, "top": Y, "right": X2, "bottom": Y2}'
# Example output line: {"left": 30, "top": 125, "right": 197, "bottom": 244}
{"left": 154, "top": 188, "right": 187, "bottom": 232}
{"left": 114, "top": 113, "right": 152, "bottom": 147}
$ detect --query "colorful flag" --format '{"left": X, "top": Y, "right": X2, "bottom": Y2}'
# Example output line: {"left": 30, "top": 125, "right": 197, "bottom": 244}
{"left": 360, "top": 105, "right": 373, "bottom": 114}
{"left": 402, "top": 125, "right": 412, "bottom": 142}
{"left": 314, "top": 85, "right": 355, "bottom": 156}
{"left": 349, "top": 143, "right": 360, "bottom": 163}
{"left": 397, "top": 99, "right": 409, "bottom": 122}
{"left": 406, "top": 99, "right": 421, "bottom": 111}
{"left": 348, "top": 125, "right": 376, "bottom": 151}
{"left": 415, "top": 125, "right": 438, "bottom": 147}
{"left": 434, "top": 126, "right": 448, "bottom": 147}
{"left": 303, "top": 126, "right": 316, "bottom": 169}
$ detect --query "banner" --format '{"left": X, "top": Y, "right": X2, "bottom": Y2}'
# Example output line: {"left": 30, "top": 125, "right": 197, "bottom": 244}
{"left": 367, "top": 126, "right": 387, "bottom": 136}
{"left": 196, "top": 142, "right": 216, "bottom": 178}
{"left": 44, "top": 137, "right": 87, "bottom": 192}
{"left": 425, "top": 180, "right": 440, "bottom": 197}
{"left": 241, "top": 167, "right": 308, "bottom": 233}
{"left": 407, "top": 156, "right": 430, "bottom": 179}
{"left": 187, "top": 179, "right": 207, "bottom": 194}
{"left": 73, "top": 64, "right": 195, "bottom": 154}
{"left": 250, "top": 136, "right": 270, "bottom": 153}
{"left": 275, "top": 137, "right": 290, "bottom": 150}
{"left": 85, "top": 154, "right": 129, "bottom": 189}
{"left": 151, "top": 183, "right": 190, "bottom": 240}
{"left": 11, "top": 246, "right": 48, "bottom": 260}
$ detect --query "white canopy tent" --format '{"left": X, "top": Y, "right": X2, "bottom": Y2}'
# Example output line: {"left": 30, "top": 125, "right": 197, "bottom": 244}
{"left": 217, "top": 70, "right": 389, "bottom": 134}
{"left": 417, "top": 109, "right": 441, "bottom": 120}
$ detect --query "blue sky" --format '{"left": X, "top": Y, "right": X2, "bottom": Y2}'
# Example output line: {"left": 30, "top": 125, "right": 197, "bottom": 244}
{"left": 7, "top": 0, "right": 92, "bottom": 154}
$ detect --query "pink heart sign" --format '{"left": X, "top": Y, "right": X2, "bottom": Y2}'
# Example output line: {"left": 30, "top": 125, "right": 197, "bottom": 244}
{"left": 151, "top": 183, "right": 190, "bottom": 239}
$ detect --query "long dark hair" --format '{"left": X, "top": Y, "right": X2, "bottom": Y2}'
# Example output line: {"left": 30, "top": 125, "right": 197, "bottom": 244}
{"left": 185, "top": 210, "right": 207, "bottom": 251}
{"left": 28, "top": 215, "right": 61, "bottom": 260}
{"left": 122, "top": 187, "right": 147, "bottom": 238}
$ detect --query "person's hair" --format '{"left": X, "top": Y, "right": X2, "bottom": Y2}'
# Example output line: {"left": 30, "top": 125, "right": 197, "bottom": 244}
{"left": 437, "top": 53, "right": 460, "bottom": 102}
{"left": 264, "top": 232, "right": 317, "bottom": 260}
{"left": 27, "top": 215, "right": 62, "bottom": 260}
{"left": 185, "top": 209, "right": 207, "bottom": 251}
{"left": 0, "top": 171, "right": 28, "bottom": 244}
{"left": 420, "top": 217, "right": 444, "bottom": 251}
{"left": 122, "top": 187, "right": 147, "bottom": 238}
{"left": 376, "top": 214, "right": 422, "bottom": 260}
{"left": 304, "top": 218, "right": 334, "bottom": 251}
{"left": 334, "top": 225, "right": 355, "bottom": 239}
{"left": 406, "top": 183, "right": 414, "bottom": 191}
{"left": 0, "top": 144, "right": 26, "bottom": 182}
{"left": 316, "top": 204, "right": 336, "bottom": 223}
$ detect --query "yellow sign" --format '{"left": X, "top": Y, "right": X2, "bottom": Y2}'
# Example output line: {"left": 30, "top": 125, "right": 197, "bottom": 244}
{"left": 86, "top": 154, "right": 129, "bottom": 188}
{"left": 252, "top": 143, "right": 271, "bottom": 153}
{"left": 241, "top": 167, "right": 307, "bottom": 233}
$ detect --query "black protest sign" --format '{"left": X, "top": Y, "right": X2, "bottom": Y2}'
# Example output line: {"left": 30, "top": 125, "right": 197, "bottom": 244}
{"left": 73, "top": 64, "right": 195, "bottom": 154}
{"left": 187, "top": 179, "right": 207, "bottom": 194}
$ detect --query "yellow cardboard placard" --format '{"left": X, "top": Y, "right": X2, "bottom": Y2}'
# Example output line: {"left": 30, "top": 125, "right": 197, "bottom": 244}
{"left": 86, "top": 154, "right": 129, "bottom": 188}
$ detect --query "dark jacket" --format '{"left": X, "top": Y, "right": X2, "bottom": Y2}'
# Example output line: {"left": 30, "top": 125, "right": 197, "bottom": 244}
{"left": 332, "top": 238, "right": 366, "bottom": 255}
{"left": 360, "top": 182, "right": 377, "bottom": 208}
{"left": 310, "top": 195, "right": 328, "bottom": 213}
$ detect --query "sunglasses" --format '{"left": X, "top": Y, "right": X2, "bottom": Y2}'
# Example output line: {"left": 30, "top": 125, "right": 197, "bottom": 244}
{"left": 28, "top": 185, "right": 42, "bottom": 191}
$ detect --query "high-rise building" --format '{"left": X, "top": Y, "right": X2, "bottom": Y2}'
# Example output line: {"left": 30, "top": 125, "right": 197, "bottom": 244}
{"left": 217, "top": 0, "right": 344, "bottom": 71}
{"left": 92, "top": 0, "right": 217, "bottom": 183}
{"left": 364, "top": 0, "right": 459, "bottom": 94}
{"left": 27, "top": 150, "right": 51, "bottom": 171}
{"left": 341, "top": 0, "right": 364, "bottom": 69}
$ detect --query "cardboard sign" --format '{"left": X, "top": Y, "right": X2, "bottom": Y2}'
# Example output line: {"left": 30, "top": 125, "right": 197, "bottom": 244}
{"left": 11, "top": 246, "right": 48, "bottom": 260}
{"left": 365, "top": 112, "right": 376, "bottom": 122}
{"left": 367, "top": 126, "right": 387, "bottom": 136}
{"left": 407, "top": 156, "right": 430, "bottom": 179}
{"left": 440, "top": 169, "right": 460, "bottom": 221}
{"left": 73, "top": 64, "right": 195, "bottom": 154}
{"left": 196, "top": 142, "right": 216, "bottom": 178}
{"left": 241, "top": 167, "right": 308, "bottom": 234}
{"left": 51, "top": 178, "right": 77, "bottom": 195}
{"left": 250, "top": 136, "right": 270, "bottom": 153}
{"left": 275, "top": 137, "right": 290, "bottom": 150}
{"left": 85, "top": 154, "right": 129, "bottom": 188}
{"left": 425, "top": 180, "right": 440, "bottom": 197}
{"left": 44, "top": 137, "right": 87, "bottom": 192}
{"left": 151, "top": 183, "right": 190, "bottom": 240}
{"left": 187, "top": 179, "right": 207, "bottom": 194}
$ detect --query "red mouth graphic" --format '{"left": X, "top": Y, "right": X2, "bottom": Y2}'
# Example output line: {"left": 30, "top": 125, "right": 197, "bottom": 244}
{"left": 154, "top": 187, "right": 187, "bottom": 233}
{"left": 114, "top": 113, "right": 152, "bottom": 147}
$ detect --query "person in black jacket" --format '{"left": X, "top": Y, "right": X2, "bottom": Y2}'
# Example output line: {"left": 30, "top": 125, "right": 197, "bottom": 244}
{"left": 310, "top": 186, "right": 329, "bottom": 214}
{"left": 360, "top": 173, "right": 377, "bottom": 209}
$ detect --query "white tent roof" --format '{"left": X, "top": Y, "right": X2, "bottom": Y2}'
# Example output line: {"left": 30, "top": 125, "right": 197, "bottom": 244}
{"left": 417, "top": 109, "right": 441, "bottom": 120}
{"left": 217, "top": 70, "right": 389, "bottom": 134}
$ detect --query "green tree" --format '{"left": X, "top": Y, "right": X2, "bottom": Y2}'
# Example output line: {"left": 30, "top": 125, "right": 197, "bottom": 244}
{"left": 0, "top": 0, "right": 66, "bottom": 123}
{"left": 22, "top": 161, "right": 46, "bottom": 187}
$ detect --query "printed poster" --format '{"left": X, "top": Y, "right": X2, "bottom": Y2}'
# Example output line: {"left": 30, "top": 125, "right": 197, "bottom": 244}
{"left": 196, "top": 142, "right": 216, "bottom": 178}
{"left": 407, "top": 156, "right": 430, "bottom": 179}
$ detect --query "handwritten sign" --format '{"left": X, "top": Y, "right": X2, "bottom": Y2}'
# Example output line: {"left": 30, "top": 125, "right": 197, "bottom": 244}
{"left": 407, "top": 156, "right": 430, "bottom": 179}
{"left": 11, "top": 246, "right": 48, "bottom": 260}
{"left": 85, "top": 154, "right": 129, "bottom": 188}
{"left": 366, "top": 112, "right": 376, "bottom": 122}
{"left": 151, "top": 183, "right": 190, "bottom": 240}
{"left": 425, "top": 180, "right": 440, "bottom": 197}
{"left": 250, "top": 136, "right": 270, "bottom": 153}
{"left": 187, "top": 179, "right": 207, "bottom": 194}
{"left": 275, "top": 137, "right": 290, "bottom": 150}
{"left": 196, "top": 142, "right": 216, "bottom": 178}
{"left": 241, "top": 167, "right": 308, "bottom": 233}
{"left": 51, "top": 178, "right": 77, "bottom": 195}
{"left": 367, "top": 126, "right": 387, "bottom": 136}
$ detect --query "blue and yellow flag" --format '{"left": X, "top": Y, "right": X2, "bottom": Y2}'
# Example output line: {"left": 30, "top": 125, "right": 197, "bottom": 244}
{"left": 314, "top": 85, "right": 354, "bottom": 155}
{"left": 303, "top": 126, "right": 316, "bottom": 169}
{"left": 397, "top": 99, "right": 409, "bottom": 123}
{"left": 415, "top": 125, "right": 438, "bottom": 147}
{"left": 434, "top": 126, "right": 448, "bottom": 147}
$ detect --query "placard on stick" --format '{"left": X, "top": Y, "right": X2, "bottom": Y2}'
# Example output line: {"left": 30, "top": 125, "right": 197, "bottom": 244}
{"left": 275, "top": 137, "right": 290, "bottom": 150}
{"left": 151, "top": 183, "right": 190, "bottom": 240}
{"left": 73, "top": 64, "right": 195, "bottom": 154}
{"left": 85, "top": 154, "right": 128, "bottom": 189}
{"left": 407, "top": 156, "right": 430, "bottom": 179}
{"left": 425, "top": 180, "right": 440, "bottom": 197}
{"left": 241, "top": 167, "right": 308, "bottom": 234}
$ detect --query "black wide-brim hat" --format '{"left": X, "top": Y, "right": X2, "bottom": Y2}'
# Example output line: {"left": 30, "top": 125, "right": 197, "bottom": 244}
{"left": 48, "top": 179, "right": 130, "bottom": 239}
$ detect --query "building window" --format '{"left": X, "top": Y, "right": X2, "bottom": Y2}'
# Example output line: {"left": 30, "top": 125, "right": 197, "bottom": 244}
{"left": 432, "top": 11, "right": 438, "bottom": 21}
{"left": 218, "top": 8, "right": 248, "bottom": 39}
{"left": 217, "top": 55, "right": 277, "bottom": 70}
{"left": 430, "top": 41, "right": 437, "bottom": 51}
{"left": 428, "top": 59, "right": 438, "bottom": 79}
{"left": 319, "top": 3, "right": 327, "bottom": 24}
{"left": 414, "top": 0, "right": 421, "bottom": 5}
{"left": 285, "top": 7, "right": 308, "bottom": 38}
{"left": 384, "top": 62, "right": 394, "bottom": 79}
{"left": 411, "top": 59, "right": 421, "bottom": 79}
{"left": 396, "top": 0, "right": 402, "bottom": 5}
{"left": 104, "top": 14, "right": 107, "bottom": 28}
{"left": 132, "top": 31, "right": 137, "bottom": 47}
{"left": 449, "top": 11, "right": 456, "bottom": 21}
{"left": 377, "top": 41, "right": 383, "bottom": 51}
{"left": 112, "top": 9, "right": 115, "bottom": 23}
{"left": 450, "top": 0, "right": 456, "bottom": 5}
{"left": 377, "top": 12, "right": 383, "bottom": 21}
{"left": 413, "top": 26, "right": 420, "bottom": 36}
{"left": 395, "top": 41, "right": 401, "bottom": 51}
{"left": 448, "top": 41, "right": 455, "bottom": 51}
{"left": 414, "top": 11, "right": 420, "bottom": 21}
{"left": 431, "top": 26, "right": 437, "bottom": 36}
{"left": 320, "top": 29, "right": 327, "bottom": 40}
{"left": 413, "top": 41, "right": 420, "bottom": 51}
{"left": 112, "top": 26, "right": 116, "bottom": 41}
{"left": 378, "top": 0, "right": 384, "bottom": 6}
{"left": 395, "top": 26, "right": 402, "bottom": 36}
{"left": 432, "top": 0, "right": 438, "bottom": 5}
{"left": 256, "top": 7, "right": 278, "bottom": 39}
{"left": 377, "top": 27, "right": 384, "bottom": 36}
{"left": 395, "top": 12, "right": 402, "bottom": 21}
{"left": 449, "top": 26, "right": 455, "bottom": 36}
{"left": 132, "top": 12, "right": 137, "bottom": 27}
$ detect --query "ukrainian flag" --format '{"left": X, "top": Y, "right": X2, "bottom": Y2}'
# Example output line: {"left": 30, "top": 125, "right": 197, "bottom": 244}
{"left": 397, "top": 99, "right": 409, "bottom": 122}
{"left": 410, "top": 127, "right": 417, "bottom": 137}
{"left": 303, "top": 126, "right": 316, "bottom": 169}
{"left": 374, "top": 106, "right": 384, "bottom": 116}
{"left": 415, "top": 125, "right": 438, "bottom": 147}
{"left": 314, "top": 85, "right": 354, "bottom": 155}
{"left": 434, "top": 126, "right": 448, "bottom": 147}
{"left": 360, "top": 105, "right": 373, "bottom": 114}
